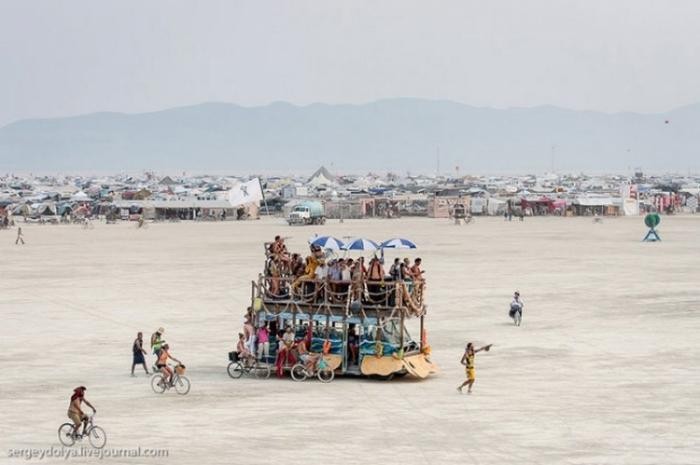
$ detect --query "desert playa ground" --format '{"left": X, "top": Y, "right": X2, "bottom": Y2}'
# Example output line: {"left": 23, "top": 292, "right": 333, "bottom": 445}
{"left": 1, "top": 216, "right": 698, "bottom": 464}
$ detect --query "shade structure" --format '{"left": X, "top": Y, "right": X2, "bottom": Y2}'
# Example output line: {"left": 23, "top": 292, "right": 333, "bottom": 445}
{"left": 380, "top": 238, "right": 417, "bottom": 249}
{"left": 309, "top": 235, "right": 345, "bottom": 250}
{"left": 342, "top": 238, "right": 380, "bottom": 251}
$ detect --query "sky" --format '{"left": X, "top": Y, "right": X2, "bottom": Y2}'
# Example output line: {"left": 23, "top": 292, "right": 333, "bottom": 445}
{"left": 1, "top": 0, "right": 700, "bottom": 127}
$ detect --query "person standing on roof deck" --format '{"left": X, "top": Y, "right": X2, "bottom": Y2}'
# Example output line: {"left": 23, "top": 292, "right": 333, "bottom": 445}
{"left": 131, "top": 332, "right": 149, "bottom": 376}
{"left": 389, "top": 258, "right": 401, "bottom": 281}
{"left": 457, "top": 342, "right": 492, "bottom": 394}
{"left": 351, "top": 257, "right": 366, "bottom": 301}
{"left": 410, "top": 258, "right": 425, "bottom": 283}
{"left": 327, "top": 259, "right": 342, "bottom": 301}
{"left": 367, "top": 257, "right": 385, "bottom": 303}
{"left": 15, "top": 226, "right": 24, "bottom": 245}
{"left": 314, "top": 260, "right": 329, "bottom": 302}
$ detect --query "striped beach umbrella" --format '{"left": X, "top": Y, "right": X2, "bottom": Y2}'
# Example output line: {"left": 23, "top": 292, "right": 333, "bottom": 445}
{"left": 380, "top": 238, "right": 417, "bottom": 249}
{"left": 309, "top": 235, "right": 345, "bottom": 250}
{"left": 342, "top": 238, "right": 380, "bottom": 251}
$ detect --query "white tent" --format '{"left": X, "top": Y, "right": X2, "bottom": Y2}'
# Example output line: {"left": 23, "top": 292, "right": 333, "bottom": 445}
{"left": 70, "top": 191, "right": 90, "bottom": 202}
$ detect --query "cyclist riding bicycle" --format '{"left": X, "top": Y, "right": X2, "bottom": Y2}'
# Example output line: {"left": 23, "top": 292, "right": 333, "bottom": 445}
{"left": 67, "top": 386, "right": 96, "bottom": 437}
{"left": 236, "top": 333, "right": 255, "bottom": 367}
{"left": 156, "top": 344, "right": 182, "bottom": 386}
{"left": 296, "top": 339, "right": 319, "bottom": 373}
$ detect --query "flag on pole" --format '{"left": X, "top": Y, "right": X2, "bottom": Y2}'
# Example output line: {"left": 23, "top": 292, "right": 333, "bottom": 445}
{"left": 228, "top": 178, "right": 264, "bottom": 207}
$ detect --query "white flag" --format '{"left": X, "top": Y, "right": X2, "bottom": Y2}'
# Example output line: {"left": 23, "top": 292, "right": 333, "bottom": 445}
{"left": 228, "top": 178, "right": 264, "bottom": 207}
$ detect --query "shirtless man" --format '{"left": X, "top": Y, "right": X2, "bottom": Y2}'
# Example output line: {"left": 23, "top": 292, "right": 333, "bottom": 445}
{"left": 410, "top": 258, "right": 425, "bottom": 283}
{"left": 67, "top": 386, "right": 96, "bottom": 437}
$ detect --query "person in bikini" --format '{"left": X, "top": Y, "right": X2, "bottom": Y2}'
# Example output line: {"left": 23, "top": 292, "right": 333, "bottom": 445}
{"left": 67, "top": 386, "right": 96, "bottom": 437}
{"left": 156, "top": 344, "right": 182, "bottom": 386}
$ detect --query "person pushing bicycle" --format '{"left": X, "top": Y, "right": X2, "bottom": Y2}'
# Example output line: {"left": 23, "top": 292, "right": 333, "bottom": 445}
{"left": 67, "top": 386, "right": 96, "bottom": 437}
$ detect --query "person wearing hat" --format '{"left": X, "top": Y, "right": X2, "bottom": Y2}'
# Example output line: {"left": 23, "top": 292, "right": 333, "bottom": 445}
{"left": 67, "top": 386, "right": 96, "bottom": 437}
{"left": 151, "top": 327, "right": 165, "bottom": 355}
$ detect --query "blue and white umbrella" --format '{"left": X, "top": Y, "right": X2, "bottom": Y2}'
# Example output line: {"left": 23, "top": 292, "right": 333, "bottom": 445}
{"left": 342, "top": 238, "right": 380, "bottom": 251}
{"left": 309, "top": 235, "right": 345, "bottom": 250}
{"left": 380, "top": 238, "right": 417, "bottom": 249}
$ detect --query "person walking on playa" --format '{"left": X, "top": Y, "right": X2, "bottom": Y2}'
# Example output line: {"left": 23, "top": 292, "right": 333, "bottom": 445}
{"left": 15, "top": 226, "right": 25, "bottom": 245}
{"left": 131, "top": 332, "right": 150, "bottom": 377}
{"left": 457, "top": 342, "right": 492, "bottom": 394}
{"left": 510, "top": 291, "right": 524, "bottom": 326}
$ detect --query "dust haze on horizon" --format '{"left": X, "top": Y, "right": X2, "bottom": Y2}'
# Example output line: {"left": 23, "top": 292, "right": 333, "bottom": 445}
{"left": 2, "top": 0, "right": 700, "bottom": 128}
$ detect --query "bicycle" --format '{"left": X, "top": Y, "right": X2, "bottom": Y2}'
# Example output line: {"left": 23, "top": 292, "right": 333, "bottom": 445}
{"left": 151, "top": 364, "right": 190, "bottom": 395}
{"left": 57, "top": 413, "right": 107, "bottom": 449}
{"left": 290, "top": 358, "right": 334, "bottom": 383}
{"left": 227, "top": 352, "right": 271, "bottom": 379}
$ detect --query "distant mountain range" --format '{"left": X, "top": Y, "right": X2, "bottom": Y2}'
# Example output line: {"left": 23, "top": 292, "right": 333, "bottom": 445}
{"left": 1, "top": 98, "right": 699, "bottom": 174}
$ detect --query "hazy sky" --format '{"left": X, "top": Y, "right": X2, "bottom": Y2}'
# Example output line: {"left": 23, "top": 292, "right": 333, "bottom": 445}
{"left": 2, "top": 0, "right": 700, "bottom": 126}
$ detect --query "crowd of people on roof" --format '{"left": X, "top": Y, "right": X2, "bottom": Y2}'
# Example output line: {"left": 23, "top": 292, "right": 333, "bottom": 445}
{"left": 263, "top": 235, "right": 425, "bottom": 305}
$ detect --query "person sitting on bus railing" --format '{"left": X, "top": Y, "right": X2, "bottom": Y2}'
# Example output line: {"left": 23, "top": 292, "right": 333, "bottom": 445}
{"left": 310, "top": 243, "right": 325, "bottom": 261}
{"left": 292, "top": 256, "right": 317, "bottom": 295}
{"left": 291, "top": 253, "right": 304, "bottom": 277}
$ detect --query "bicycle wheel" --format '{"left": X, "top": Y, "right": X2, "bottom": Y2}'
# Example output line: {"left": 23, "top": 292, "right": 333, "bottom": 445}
{"left": 317, "top": 367, "right": 335, "bottom": 383}
{"left": 150, "top": 374, "right": 167, "bottom": 394}
{"left": 174, "top": 375, "right": 191, "bottom": 395}
{"left": 254, "top": 362, "right": 272, "bottom": 380}
{"left": 290, "top": 363, "right": 308, "bottom": 382}
{"left": 87, "top": 425, "right": 107, "bottom": 449}
{"left": 227, "top": 362, "right": 244, "bottom": 379}
{"left": 58, "top": 423, "right": 76, "bottom": 447}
